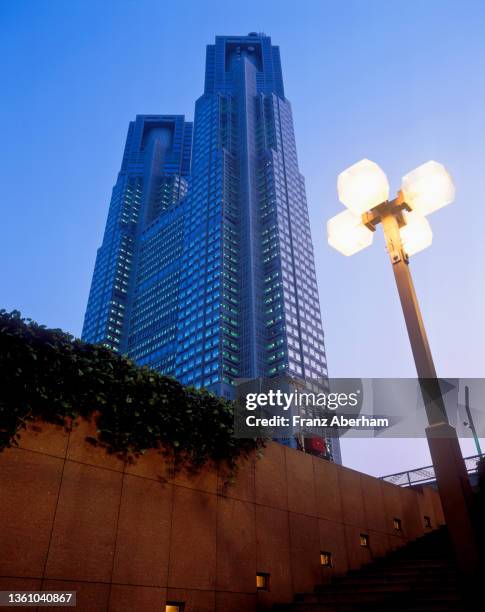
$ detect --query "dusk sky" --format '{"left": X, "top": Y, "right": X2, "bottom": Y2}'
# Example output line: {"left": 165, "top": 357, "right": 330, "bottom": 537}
{"left": 2, "top": 0, "right": 484, "bottom": 474}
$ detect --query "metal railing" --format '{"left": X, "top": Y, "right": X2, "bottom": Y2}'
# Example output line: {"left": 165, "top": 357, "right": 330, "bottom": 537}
{"left": 380, "top": 454, "right": 484, "bottom": 487}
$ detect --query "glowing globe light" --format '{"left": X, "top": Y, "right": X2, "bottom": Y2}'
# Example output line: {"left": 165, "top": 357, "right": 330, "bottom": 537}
{"left": 400, "top": 211, "right": 433, "bottom": 256}
{"left": 401, "top": 161, "right": 455, "bottom": 216}
{"left": 337, "top": 159, "right": 390, "bottom": 215}
{"left": 327, "top": 209, "right": 374, "bottom": 256}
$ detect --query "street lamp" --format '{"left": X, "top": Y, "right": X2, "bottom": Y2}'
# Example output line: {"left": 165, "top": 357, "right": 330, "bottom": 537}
{"left": 327, "top": 158, "right": 478, "bottom": 575}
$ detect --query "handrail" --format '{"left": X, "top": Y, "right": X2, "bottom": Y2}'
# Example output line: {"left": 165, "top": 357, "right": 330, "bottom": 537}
{"left": 380, "top": 453, "right": 483, "bottom": 487}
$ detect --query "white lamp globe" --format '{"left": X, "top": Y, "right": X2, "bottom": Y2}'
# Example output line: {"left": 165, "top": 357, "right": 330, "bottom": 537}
{"left": 337, "top": 159, "right": 390, "bottom": 215}
{"left": 401, "top": 161, "right": 455, "bottom": 216}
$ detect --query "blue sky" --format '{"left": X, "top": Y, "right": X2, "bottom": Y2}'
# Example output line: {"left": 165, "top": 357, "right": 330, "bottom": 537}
{"left": 2, "top": 0, "right": 484, "bottom": 474}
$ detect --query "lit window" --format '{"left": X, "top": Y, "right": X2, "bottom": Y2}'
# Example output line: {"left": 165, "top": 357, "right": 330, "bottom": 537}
{"left": 424, "top": 515, "right": 432, "bottom": 529}
{"left": 393, "top": 518, "right": 402, "bottom": 532}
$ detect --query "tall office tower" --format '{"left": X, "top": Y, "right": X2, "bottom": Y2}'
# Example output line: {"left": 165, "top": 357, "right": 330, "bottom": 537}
{"left": 82, "top": 115, "right": 192, "bottom": 370}
{"left": 82, "top": 34, "right": 340, "bottom": 463}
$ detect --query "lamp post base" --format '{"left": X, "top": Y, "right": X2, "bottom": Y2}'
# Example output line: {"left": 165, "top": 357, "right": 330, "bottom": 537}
{"left": 425, "top": 422, "right": 479, "bottom": 575}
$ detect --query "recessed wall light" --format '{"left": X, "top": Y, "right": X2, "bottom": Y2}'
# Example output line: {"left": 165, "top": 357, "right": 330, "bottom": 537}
{"left": 360, "top": 533, "right": 369, "bottom": 548}
{"left": 320, "top": 551, "right": 332, "bottom": 567}
{"left": 256, "top": 572, "right": 270, "bottom": 591}
{"left": 166, "top": 603, "right": 184, "bottom": 612}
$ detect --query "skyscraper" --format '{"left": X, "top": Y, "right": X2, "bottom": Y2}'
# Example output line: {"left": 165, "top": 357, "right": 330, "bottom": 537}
{"left": 82, "top": 114, "right": 192, "bottom": 368}
{"left": 82, "top": 34, "right": 340, "bottom": 463}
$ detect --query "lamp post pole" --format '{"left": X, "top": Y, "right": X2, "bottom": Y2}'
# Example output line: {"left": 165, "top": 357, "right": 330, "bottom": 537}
{"left": 376, "top": 197, "right": 478, "bottom": 575}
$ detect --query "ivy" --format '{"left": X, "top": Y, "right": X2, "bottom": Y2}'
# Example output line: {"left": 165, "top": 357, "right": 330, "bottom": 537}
{"left": 0, "top": 310, "right": 262, "bottom": 469}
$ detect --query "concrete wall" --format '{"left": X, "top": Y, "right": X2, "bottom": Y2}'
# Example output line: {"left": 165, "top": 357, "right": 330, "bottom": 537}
{"left": 0, "top": 419, "right": 444, "bottom": 611}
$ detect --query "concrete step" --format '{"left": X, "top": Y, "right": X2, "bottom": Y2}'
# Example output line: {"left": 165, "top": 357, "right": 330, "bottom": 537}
{"left": 275, "top": 604, "right": 464, "bottom": 612}
{"left": 326, "top": 569, "right": 455, "bottom": 583}
{"left": 365, "top": 556, "right": 454, "bottom": 566}
{"left": 298, "top": 583, "right": 458, "bottom": 600}
{"left": 329, "top": 574, "right": 458, "bottom": 587}
{"left": 295, "top": 592, "right": 462, "bottom": 605}
{"left": 322, "top": 582, "right": 457, "bottom": 594}
{"left": 273, "top": 602, "right": 464, "bottom": 612}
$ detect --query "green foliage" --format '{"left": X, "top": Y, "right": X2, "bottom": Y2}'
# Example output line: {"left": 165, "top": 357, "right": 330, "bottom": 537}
{"left": 0, "top": 310, "right": 261, "bottom": 468}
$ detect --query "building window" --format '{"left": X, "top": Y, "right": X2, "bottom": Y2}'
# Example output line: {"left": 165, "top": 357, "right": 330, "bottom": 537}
{"left": 256, "top": 573, "right": 270, "bottom": 591}
{"left": 393, "top": 518, "right": 402, "bottom": 532}
{"left": 424, "top": 515, "right": 432, "bottom": 529}
{"left": 320, "top": 551, "right": 332, "bottom": 567}
{"left": 360, "top": 533, "right": 369, "bottom": 548}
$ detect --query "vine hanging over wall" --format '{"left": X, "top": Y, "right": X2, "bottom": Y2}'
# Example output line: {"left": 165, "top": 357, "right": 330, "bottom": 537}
{"left": 0, "top": 310, "right": 261, "bottom": 468}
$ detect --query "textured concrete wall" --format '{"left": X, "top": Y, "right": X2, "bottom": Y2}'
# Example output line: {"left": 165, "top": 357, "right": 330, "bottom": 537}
{"left": 0, "top": 419, "right": 444, "bottom": 611}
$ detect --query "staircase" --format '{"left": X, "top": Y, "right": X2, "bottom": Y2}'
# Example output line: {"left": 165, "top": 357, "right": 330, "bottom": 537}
{"left": 274, "top": 527, "right": 467, "bottom": 611}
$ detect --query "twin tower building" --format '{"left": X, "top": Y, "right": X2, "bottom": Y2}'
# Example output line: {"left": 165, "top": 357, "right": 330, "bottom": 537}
{"left": 82, "top": 33, "right": 341, "bottom": 463}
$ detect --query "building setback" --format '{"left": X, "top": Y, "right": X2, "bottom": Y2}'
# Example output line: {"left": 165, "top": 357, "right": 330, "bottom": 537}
{"left": 82, "top": 33, "right": 340, "bottom": 462}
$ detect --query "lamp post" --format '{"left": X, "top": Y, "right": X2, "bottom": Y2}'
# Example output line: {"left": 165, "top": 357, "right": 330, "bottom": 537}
{"left": 327, "top": 159, "right": 478, "bottom": 575}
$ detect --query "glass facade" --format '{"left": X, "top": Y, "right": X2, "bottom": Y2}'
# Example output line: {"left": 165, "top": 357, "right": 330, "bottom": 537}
{"left": 82, "top": 115, "right": 192, "bottom": 366}
{"left": 82, "top": 34, "right": 341, "bottom": 463}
